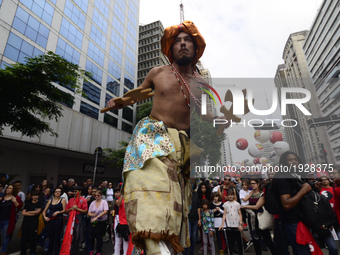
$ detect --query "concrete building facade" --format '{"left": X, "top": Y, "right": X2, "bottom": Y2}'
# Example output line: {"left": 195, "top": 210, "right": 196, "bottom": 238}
{"left": 303, "top": 0, "right": 340, "bottom": 163}
{"left": 137, "top": 20, "right": 169, "bottom": 105}
{"left": 281, "top": 30, "right": 332, "bottom": 164}
{"left": 0, "top": 0, "right": 140, "bottom": 188}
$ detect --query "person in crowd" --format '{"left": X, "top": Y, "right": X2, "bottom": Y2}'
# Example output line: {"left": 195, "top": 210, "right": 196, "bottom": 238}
{"left": 0, "top": 173, "right": 8, "bottom": 186}
{"left": 197, "top": 181, "right": 212, "bottom": 252}
{"left": 20, "top": 190, "right": 43, "bottom": 255}
{"left": 64, "top": 178, "right": 75, "bottom": 199}
{"left": 211, "top": 192, "right": 225, "bottom": 255}
{"left": 239, "top": 179, "right": 253, "bottom": 251}
{"left": 331, "top": 166, "right": 340, "bottom": 242}
{"left": 43, "top": 187, "right": 66, "bottom": 255}
{"left": 220, "top": 189, "right": 243, "bottom": 255}
{"left": 62, "top": 180, "right": 67, "bottom": 187}
{"left": 111, "top": 185, "right": 120, "bottom": 252}
{"left": 42, "top": 179, "right": 51, "bottom": 200}
{"left": 85, "top": 186, "right": 93, "bottom": 200}
{"left": 242, "top": 179, "right": 276, "bottom": 255}
{"left": 0, "top": 184, "right": 23, "bottom": 254}
{"left": 104, "top": 182, "right": 114, "bottom": 206}
{"left": 86, "top": 178, "right": 93, "bottom": 188}
{"left": 27, "top": 183, "right": 44, "bottom": 204}
{"left": 235, "top": 175, "right": 242, "bottom": 190}
{"left": 219, "top": 175, "right": 237, "bottom": 203}
{"left": 88, "top": 190, "right": 109, "bottom": 255}
{"left": 274, "top": 151, "right": 312, "bottom": 255}
{"left": 199, "top": 199, "right": 215, "bottom": 255}
{"left": 183, "top": 181, "right": 199, "bottom": 255}
{"left": 13, "top": 180, "right": 25, "bottom": 203}
{"left": 114, "top": 186, "right": 129, "bottom": 255}
{"left": 64, "top": 186, "right": 88, "bottom": 255}
{"left": 314, "top": 176, "right": 338, "bottom": 254}
{"left": 84, "top": 186, "right": 97, "bottom": 253}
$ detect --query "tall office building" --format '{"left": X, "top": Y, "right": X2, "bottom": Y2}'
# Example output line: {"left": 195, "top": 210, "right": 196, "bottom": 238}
{"left": 303, "top": 0, "right": 339, "bottom": 163}
{"left": 137, "top": 20, "right": 169, "bottom": 105}
{"left": 0, "top": 0, "right": 140, "bottom": 187}
{"left": 274, "top": 64, "right": 306, "bottom": 162}
{"left": 280, "top": 30, "right": 332, "bottom": 164}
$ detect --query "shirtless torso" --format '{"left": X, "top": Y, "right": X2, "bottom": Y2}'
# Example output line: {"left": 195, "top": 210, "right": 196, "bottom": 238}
{"left": 140, "top": 64, "right": 206, "bottom": 130}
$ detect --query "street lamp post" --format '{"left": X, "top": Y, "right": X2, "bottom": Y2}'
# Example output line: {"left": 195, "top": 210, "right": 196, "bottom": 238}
{"left": 93, "top": 147, "right": 102, "bottom": 185}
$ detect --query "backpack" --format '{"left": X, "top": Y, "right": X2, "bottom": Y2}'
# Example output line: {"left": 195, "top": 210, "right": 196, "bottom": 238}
{"left": 290, "top": 177, "right": 337, "bottom": 232}
{"left": 263, "top": 181, "right": 280, "bottom": 214}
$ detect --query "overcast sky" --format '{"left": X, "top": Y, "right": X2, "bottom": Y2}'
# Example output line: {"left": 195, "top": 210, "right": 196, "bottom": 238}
{"left": 138, "top": 0, "right": 323, "bottom": 165}
{"left": 139, "top": 0, "right": 323, "bottom": 78}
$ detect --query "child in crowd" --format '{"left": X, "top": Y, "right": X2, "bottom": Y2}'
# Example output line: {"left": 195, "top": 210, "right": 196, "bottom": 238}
{"left": 211, "top": 192, "right": 226, "bottom": 255}
{"left": 239, "top": 179, "right": 256, "bottom": 235}
{"left": 200, "top": 199, "right": 215, "bottom": 255}
{"left": 220, "top": 189, "right": 244, "bottom": 255}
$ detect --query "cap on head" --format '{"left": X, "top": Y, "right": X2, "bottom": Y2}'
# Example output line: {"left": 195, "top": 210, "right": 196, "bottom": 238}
{"left": 161, "top": 20, "right": 205, "bottom": 64}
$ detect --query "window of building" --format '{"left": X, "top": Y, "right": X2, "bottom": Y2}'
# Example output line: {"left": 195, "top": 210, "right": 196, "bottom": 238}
{"left": 116, "top": 0, "right": 126, "bottom": 11}
{"left": 112, "top": 15, "right": 124, "bottom": 37}
{"left": 104, "top": 113, "right": 118, "bottom": 128}
{"left": 56, "top": 37, "right": 80, "bottom": 65}
{"left": 92, "top": 8, "right": 108, "bottom": 34}
{"left": 106, "top": 77, "right": 120, "bottom": 97}
{"left": 111, "top": 29, "right": 123, "bottom": 50}
{"left": 108, "top": 59, "right": 121, "bottom": 80}
{"left": 90, "top": 24, "right": 106, "bottom": 50}
{"left": 85, "top": 59, "right": 103, "bottom": 85}
{"left": 83, "top": 81, "right": 101, "bottom": 105}
{"left": 20, "top": 0, "right": 54, "bottom": 25}
{"left": 80, "top": 101, "right": 98, "bottom": 119}
{"left": 127, "top": 28, "right": 137, "bottom": 49}
{"left": 125, "top": 60, "right": 135, "bottom": 78}
{"left": 122, "top": 121, "right": 133, "bottom": 134}
{"left": 72, "top": 0, "right": 88, "bottom": 12}
{"left": 109, "top": 43, "right": 122, "bottom": 65}
{"left": 4, "top": 32, "right": 43, "bottom": 63}
{"left": 64, "top": 0, "right": 86, "bottom": 30}
{"left": 123, "top": 107, "right": 133, "bottom": 122}
{"left": 114, "top": 3, "right": 125, "bottom": 24}
{"left": 124, "top": 74, "right": 135, "bottom": 90}
{"left": 87, "top": 41, "right": 104, "bottom": 66}
{"left": 126, "top": 45, "right": 135, "bottom": 62}
{"left": 94, "top": 0, "right": 109, "bottom": 19}
{"left": 13, "top": 7, "right": 50, "bottom": 48}
{"left": 60, "top": 17, "right": 83, "bottom": 49}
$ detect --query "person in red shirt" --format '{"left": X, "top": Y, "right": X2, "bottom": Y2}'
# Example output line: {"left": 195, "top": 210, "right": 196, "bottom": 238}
{"left": 65, "top": 186, "right": 88, "bottom": 255}
{"left": 114, "top": 187, "right": 130, "bottom": 255}
{"left": 330, "top": 167, "right": 340, "bottom": 243}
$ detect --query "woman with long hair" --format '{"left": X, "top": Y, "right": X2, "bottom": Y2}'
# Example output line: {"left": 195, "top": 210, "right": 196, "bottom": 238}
{"left": 43, "top": 187, "right": 66, "bottom": 255}
{"left": 242, "top": 179, "right": 276, "bottom": 255}
{"left": 0, "top": 184, "right": 23, "bottom": 254}
{"left": 88, "top": 190, "right": 109, "bottom": 255}
{"left": 42, "top": 179, "right": 51, "bottom": 200}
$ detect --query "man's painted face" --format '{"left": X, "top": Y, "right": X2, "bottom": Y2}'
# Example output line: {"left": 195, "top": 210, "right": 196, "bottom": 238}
{"left": 172, "top": 32, "right": 195, "bottom": 66}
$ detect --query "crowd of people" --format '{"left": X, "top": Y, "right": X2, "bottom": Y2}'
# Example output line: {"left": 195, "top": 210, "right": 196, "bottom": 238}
{"left": 0, "top": 177, "right": 129, "bottom": 255}
{"left": 0, "top": 151, "right": 340, "bottom": 255}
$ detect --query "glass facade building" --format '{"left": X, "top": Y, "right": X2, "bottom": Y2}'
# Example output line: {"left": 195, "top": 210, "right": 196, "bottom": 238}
{"left": 0, "top": 0, "right": 139, "bottom": 134}
{"left": 0, "top": 0, "right": 140, "bottom": 190}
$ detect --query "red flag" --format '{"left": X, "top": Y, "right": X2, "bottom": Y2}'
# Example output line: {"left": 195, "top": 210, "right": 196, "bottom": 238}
{"left": 60, "top": 192, "right": 80, "bottom": 255}
{"left": 296, "top": 221, "right": 323, "bottom": 255}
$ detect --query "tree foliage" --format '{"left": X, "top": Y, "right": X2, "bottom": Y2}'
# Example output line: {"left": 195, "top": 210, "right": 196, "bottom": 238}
{"left": 136, "top": 101, "right": 153, "bottom": 122}
{"left": 0, "top": 51, "right": 88, "bottom": 137}
{"left": 103, "top": 141, "right": 129, "bottom": 171}
{"left": 190, "top": 113, "right": 226, "bottom": 165}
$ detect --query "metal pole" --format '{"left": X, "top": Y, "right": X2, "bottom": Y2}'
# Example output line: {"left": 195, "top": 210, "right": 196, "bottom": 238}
{"left": 93, "top": 150, "right": 99, "bottom": 186}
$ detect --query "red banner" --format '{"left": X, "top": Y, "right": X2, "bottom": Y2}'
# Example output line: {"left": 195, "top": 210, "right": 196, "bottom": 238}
{"left": 60, "top": 192, "right": 79, "bottom": 255}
